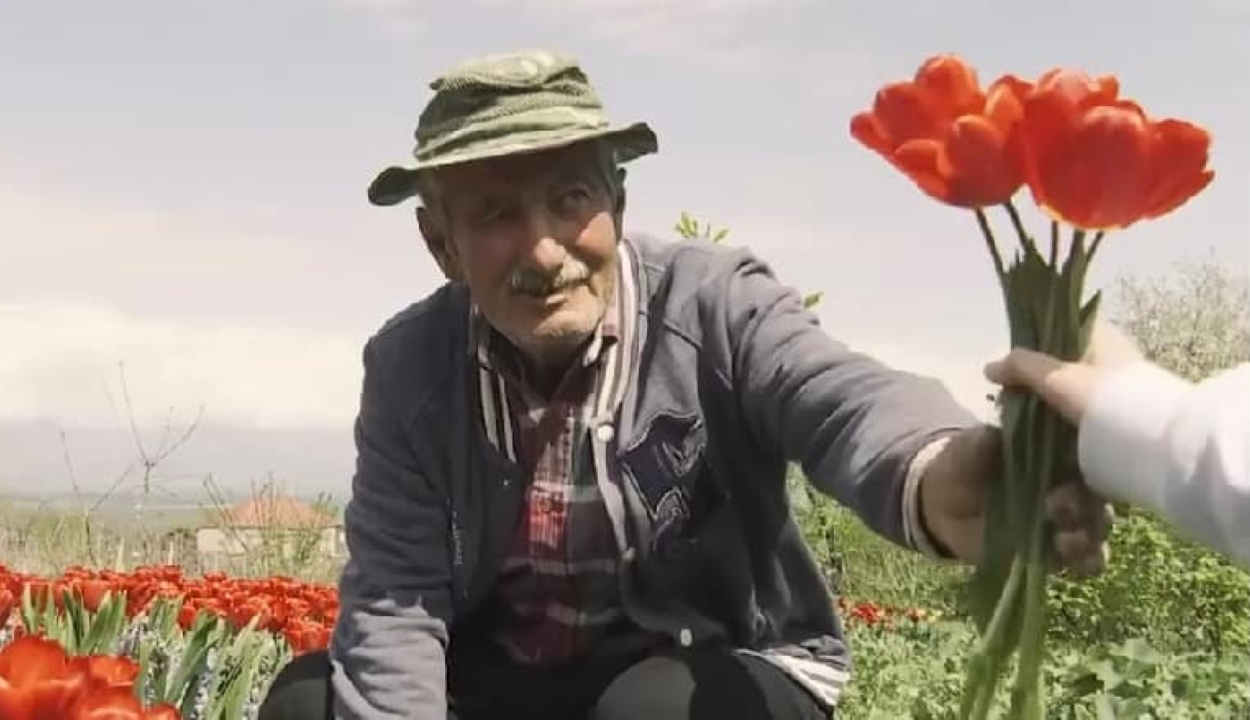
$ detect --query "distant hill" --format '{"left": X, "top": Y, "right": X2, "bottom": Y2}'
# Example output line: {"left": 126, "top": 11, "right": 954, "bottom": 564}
{"left": 0, "top": 418, "right": 355, "bottom": 503}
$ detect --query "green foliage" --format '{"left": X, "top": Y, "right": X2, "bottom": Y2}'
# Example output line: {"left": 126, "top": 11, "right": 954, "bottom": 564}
{"left": 790, "top": 489, "right": 1247, "bottom": 714}
{"left": 838, "top": 619, "right": 1249, "bottom": 719}
{"left": 1044, "top": 507, "right": 1250, "bottom": 653}
{"left": 789, "top": 471, "right": 967, "bottom": 610}
{"left": 673, "top": 210, "right": 729, "bottom": 243}
{"left": 674, "top": 211, "right": 823, "bottom": 308}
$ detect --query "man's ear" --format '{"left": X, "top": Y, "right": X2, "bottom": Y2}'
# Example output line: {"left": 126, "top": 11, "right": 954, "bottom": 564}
{"left": 417, "top": 206, "right": 463, "bottom": 282}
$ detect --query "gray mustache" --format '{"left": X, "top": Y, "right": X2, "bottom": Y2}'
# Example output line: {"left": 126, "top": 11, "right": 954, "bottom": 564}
{"left": 508, "top": 262, "right": 591, "bottom": 296}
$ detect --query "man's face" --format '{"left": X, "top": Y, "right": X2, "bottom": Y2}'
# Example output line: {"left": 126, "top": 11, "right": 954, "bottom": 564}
{"left": 420, "top": 141, "right": 622, "bottom": 366}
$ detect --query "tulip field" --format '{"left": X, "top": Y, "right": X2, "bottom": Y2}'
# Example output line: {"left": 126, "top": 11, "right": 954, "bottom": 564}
{"left": 0, "top": 563, "right": 942, "bottom": 719}
{"left": 4, "top": 506, "right": 1248, "bottom": 719}
{"left": 0, "top": 564, "right": 335, "bottom": 719}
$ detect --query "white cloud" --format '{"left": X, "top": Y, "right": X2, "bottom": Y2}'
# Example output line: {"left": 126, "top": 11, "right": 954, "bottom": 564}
{"left": 0, "top": 301, "right": 363, "bottom": 431}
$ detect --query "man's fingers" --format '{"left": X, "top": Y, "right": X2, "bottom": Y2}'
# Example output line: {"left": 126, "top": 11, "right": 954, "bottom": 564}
{"left": 1047, "top": 481, "right": 1114, "bottom": 531}
{"left": 1046, "top": 481, "right": 1115, "bottom": 577}
{"left": 985, "top": 350, "right": 1097, "bottom": 424}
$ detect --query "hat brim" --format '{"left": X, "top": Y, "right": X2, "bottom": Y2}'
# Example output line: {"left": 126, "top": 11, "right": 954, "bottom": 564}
{"left": 366, "top": 121, "right": 657, "bottom": 207}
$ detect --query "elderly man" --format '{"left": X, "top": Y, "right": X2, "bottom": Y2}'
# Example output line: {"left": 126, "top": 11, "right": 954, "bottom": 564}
{"left": 259, "top": 49, "right": 1110, "bottom": 720}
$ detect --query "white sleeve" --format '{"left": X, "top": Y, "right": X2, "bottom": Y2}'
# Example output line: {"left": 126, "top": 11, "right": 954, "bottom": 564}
{"left": 1077, "top": 361, "right": 1250, "bottom": 565}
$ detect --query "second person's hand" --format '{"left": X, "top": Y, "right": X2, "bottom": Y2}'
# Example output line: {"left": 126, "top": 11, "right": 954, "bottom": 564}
{"left": 983, "top": 322, "right": 1143, "bottom": 425}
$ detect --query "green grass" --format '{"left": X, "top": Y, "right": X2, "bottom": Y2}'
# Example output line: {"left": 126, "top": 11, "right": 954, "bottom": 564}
{"left": 790, "top": 477, "right": 968, "bottom": 610}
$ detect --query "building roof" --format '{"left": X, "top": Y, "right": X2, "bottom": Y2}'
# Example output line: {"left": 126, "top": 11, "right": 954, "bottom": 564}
{"left": 217, "top": 495, "right": 337, "bottom": 528}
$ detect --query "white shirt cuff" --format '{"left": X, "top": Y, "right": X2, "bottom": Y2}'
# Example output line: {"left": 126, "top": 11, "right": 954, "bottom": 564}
{"left": 902, "top": 435, "right": 953, "bottom": 557}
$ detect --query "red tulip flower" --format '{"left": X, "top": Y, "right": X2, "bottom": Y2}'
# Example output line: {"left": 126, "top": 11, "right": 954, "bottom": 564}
{"left": 1016, "top": 68, "right": 1214, "bottom": 230}
{"left": 0, "top": 635, "right": 179, "bottom": 720}
{"left": 851, "top": 54, "right": 1032, "bottom": 208}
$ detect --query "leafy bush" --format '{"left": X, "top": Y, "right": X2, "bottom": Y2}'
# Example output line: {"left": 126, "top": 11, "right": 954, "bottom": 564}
{"left": 838, "top": 618, "right": 1249, "bottom": 719}
{"left": 1045, "top": 506, "right": 1249, "bottom": 653}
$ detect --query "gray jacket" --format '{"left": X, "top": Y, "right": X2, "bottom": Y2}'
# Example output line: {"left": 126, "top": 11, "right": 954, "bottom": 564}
{"left": 328, "top": 232, "right": 978, "bottom": 718}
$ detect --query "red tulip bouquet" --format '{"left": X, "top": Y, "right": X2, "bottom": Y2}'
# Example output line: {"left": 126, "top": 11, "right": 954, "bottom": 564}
{"left": 850, "top": 56, "right": 1213, "bottom": 718}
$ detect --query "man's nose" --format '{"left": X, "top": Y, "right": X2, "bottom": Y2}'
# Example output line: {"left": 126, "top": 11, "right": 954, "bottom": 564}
{"left": 518, "top": 211, "right": 568, "bottom": 273}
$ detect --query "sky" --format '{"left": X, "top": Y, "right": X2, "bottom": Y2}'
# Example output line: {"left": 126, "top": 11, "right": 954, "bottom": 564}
{"left": 1, "top": 0, "right": 1247, "bottom": 500}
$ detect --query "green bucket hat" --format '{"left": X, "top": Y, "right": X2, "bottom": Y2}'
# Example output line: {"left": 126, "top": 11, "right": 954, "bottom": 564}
{"left": 368, "top": 49, "right": 658, "bottom": 206}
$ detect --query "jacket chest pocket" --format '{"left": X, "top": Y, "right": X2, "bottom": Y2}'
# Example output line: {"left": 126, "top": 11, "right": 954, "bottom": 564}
{"left": 619, "top": 412, "right": 726, "bottom": 557}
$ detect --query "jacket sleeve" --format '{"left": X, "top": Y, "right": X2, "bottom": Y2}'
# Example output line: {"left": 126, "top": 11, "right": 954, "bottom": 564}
{"left": 1079, "top": 361, "right": 1250, "bottom": 565}
{"left": 711, "top": 249, "right": 980, "bottom": 551}
{"left": 329, "top": 339, "right": 453, "bottom": 719}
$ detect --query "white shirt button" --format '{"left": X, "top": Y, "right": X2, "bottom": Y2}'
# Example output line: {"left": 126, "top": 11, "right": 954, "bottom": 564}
{"left": 678, "top": 628, "right": 693, "bottom": 647}
{"left": 595, "top": 424, "right": 615, "bottom": 443}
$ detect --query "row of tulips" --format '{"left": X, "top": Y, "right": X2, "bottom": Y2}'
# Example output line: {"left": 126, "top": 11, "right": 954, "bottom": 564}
{"left": 1, "top": 564, "right": 336, "bottom": 655}
{"left": 1, "top": 565, "right": 931, "bottom": 639}
{"left": 0, "top": 564, "right": 339, "bottom": 719}
{"left": 1, "top": 564, "right": 939, "bottom": 718}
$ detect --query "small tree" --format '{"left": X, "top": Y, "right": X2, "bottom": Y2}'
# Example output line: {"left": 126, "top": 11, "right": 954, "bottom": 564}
{"left": 1113, "top": 254, "right": 1249, "bottom": 380}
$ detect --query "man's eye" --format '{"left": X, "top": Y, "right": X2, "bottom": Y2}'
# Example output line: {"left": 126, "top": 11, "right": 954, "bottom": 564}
{"left": 555, "top": 187, "right": 592, "bottom": 211}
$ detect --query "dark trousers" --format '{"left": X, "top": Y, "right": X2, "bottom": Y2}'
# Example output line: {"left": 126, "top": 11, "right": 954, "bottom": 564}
{"left": 258, "top": 646, "right": 831, "bottom": 720}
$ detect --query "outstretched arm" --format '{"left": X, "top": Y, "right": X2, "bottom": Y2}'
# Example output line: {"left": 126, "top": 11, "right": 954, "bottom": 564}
{"left": 705, "top": 248, "right": 979, "bottom": 555}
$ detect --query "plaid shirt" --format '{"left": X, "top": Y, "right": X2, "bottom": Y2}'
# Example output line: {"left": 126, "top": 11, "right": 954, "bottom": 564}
{"left": 472, "top": 244, "right": 653, "bottom": 666}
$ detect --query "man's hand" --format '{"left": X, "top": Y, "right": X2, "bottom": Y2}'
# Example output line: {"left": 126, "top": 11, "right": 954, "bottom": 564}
{"left": 983, "top": 322, "right": 1144, "bottom": 425}
{"left": 917, "top": 424, "right": 1114, "bottom": 575}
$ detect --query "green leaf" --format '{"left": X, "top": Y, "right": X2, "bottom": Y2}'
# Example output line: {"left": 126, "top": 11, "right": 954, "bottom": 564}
{"left": 19, "top": 583, "right": 39, "bottom": 634}
{"left": 1077, "top": 290, "right": 1103, "bottom": 353}
{"left": 1094, "top": 693, "right": 1117, "bottom": 720}
{"left": 1116, "top": 638, "right": 1166, "bottom": 666}
{"left": 1091, "top": 659, "right": 1123, "bottom": 689}
{"left": 62, "top": 589, "right": 88, "bottom": 654}
{"left": 170, "top": 617, "right": 226, "bottom": 711}
{"left": 79, "top": 591, "right": 125, "bottom": 655}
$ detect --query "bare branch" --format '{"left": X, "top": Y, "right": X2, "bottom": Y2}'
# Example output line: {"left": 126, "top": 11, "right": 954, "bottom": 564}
{"left": 117, "top": 361, "right": 152, "bottom": 468}
{"left": 151, "top": 403, "right": 205, "bottom": 464}
{"left": 58, "top": 426, "right": 83, "bottom": 504}
{"left": 88, "top": 460, "right": 138, "bottom": 515}
{"left": 57, "top": 426, "right": 99, "bottom": 565}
